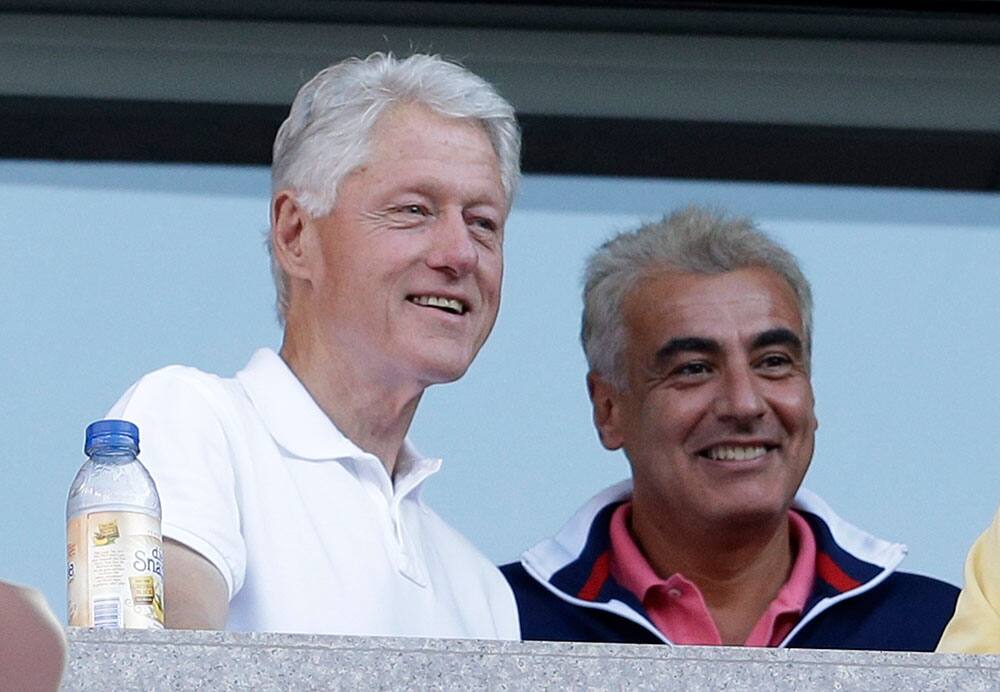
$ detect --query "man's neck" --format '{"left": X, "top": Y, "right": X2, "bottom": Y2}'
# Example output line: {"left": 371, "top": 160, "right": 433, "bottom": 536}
{"left": 279, "top": 334, "right": 423, "bottom": 478}
{"left": 630, "top": 500, "right": 794, "bottom": 645}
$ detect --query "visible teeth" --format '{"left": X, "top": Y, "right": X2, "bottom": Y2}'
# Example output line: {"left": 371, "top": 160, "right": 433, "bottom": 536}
{"left": 410, "top": 295, "right": 465, "bottom": 314}
{"left": 705, "top": 445, "right": 767, "bottom": 461}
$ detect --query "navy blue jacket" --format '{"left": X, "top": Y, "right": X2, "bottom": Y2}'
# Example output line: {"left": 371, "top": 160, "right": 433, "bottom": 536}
{"left": 502, "top": 483, "right": 957, "bottom": 651}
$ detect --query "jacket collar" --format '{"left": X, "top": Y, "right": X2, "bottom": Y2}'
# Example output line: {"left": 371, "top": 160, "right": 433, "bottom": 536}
{"left": 523, "top": 479, "right": 631, "bottom": 585}
{"left": 792, "top": 488, "right": 907, "bottom": 610}
{"left": 523, "top": 479, "right": 907, "bottom": 606}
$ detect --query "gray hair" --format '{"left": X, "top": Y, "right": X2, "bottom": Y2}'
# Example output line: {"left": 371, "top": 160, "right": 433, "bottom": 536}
{"left": 581, "top": 205, "right": 813, "bottom": 389}
{"left": 268, "top": 52, "right": 522, "bottom": 320}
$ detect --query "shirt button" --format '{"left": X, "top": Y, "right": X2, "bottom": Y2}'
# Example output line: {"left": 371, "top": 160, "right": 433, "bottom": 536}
{"left": 667, "top": 588, "right": 683, "bottom": 599}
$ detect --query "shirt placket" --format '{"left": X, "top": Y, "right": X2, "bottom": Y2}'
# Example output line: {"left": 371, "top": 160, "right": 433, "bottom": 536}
{"left": 388, "top": 496, "right": 428, "bottom": 586}
{"left": 355, "top": 454, "right": 436, "bottom": 587}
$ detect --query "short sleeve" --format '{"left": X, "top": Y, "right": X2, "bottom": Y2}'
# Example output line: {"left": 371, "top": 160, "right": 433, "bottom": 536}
{"left": 106, "top": 366, "right": 247, "bottom": 599}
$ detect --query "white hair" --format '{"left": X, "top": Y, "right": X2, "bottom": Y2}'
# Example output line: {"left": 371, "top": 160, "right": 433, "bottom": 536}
{"left": 582, "top": 205, "right": 813, "bottom": 389}
{"left": 268, "top": 52, "right": 521, "bottom": 321}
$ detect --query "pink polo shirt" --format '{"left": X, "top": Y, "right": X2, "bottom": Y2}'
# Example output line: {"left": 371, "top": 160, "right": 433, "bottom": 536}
{"left": 608, "top": 502, "right": 816, "bottom": 646}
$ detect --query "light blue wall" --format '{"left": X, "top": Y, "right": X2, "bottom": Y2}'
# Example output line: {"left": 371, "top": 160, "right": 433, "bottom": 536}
{"left": 2, "top": 161, "right": 997, "bottom": 620}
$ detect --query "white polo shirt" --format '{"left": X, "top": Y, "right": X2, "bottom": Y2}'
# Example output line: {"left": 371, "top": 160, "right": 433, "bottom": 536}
{"left": 107, "top": 348, "right": 519, "bottom": 638}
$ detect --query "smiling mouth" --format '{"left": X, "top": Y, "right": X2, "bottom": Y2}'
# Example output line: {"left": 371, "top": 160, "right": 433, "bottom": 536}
{"left": 698, "top": 445, "right": 774, "bottom": 461}
{"left": 407, "top": 295, "right": 468, "bottom": 315}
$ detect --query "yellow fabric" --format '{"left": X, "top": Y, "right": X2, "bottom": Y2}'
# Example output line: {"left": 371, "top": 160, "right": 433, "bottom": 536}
{"left": 937, "top": 507, "right": 1000, "bottom": 653}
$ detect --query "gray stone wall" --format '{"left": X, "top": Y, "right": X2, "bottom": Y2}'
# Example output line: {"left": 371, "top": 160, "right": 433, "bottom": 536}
{"left": 62, "top": 629, "right": 999, "bottom": 691}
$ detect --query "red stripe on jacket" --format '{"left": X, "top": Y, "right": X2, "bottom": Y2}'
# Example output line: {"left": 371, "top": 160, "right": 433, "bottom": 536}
{"left": 577, "top": 550, "right": 612, "bottom": 601}
{"left": 817, "top": 552, "right": 862, "bottom": 592}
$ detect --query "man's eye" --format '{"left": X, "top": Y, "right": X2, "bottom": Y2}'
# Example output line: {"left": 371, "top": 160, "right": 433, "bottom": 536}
{"left": 673, "top": 362, "right": 711, "bottom": 377}
{"left": 398, "top": 204, "right": 427, "bottom": 215}
{"left": 757, "top": 354, "right": 793, "bottom": 372}
{"left": 466, "top": 215, "right": 499, "bottom": 234}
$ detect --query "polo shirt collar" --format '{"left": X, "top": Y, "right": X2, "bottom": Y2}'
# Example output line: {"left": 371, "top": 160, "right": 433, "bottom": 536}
{"left": 235, "top": 348, "right": 438, "bottom": 479}
{"left": 236, "top": 348, "right": 364, "bottom": 460}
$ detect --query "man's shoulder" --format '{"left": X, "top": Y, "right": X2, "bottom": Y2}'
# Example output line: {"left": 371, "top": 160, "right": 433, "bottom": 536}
{"left": 500, "top": 560, "right": 558, "bottom": 607}
{"left": 792, "top": 570, "right": 958, "bottom": 651}
{"left": 106, "top": 360, "right": 257, "bottom": 481}
{"left": 131, "top": 362, "right": 234, "bottom": 398}
{"left": 416, "top": 504, "right": 501, "bottom": 571}
{"left": 500, "top": 560, "right": 532, "bottom": 590}
{"left": 874, "top": 569, "right": 960, "bottom": 606}
{"left": 109, "top": 361, "right": 246, "bottom": 423}
{"left": 500, "top": 560, "right": 661, "bottom": 644}
{"left": 818, "top": 567, "right": 958, "bottom": 629}
{"left": 500, "top": 560, "right": 552, "bottom": 614}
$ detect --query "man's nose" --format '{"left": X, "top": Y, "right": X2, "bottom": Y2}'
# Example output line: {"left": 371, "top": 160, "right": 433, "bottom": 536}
{"left": 713, "top": 364, "right": 767, "bottom": 423}
{"left": 426, "top": 210, "right": 478, "bottom": 277}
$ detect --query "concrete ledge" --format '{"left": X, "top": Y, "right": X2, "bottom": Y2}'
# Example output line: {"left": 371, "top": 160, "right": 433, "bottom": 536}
{"left": 63, "top": 629, "right": 999, "bottom": 691}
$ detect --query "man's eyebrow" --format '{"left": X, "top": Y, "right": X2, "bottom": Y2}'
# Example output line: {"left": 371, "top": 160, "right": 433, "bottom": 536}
{"left": 655, "top": 337, "right": 721, "bottom": 364}
{"left": 752, "top": 328, "right": 803, "bottom": 353}
{"left": 403, "top": 180, "right": 504, "bottom": 208}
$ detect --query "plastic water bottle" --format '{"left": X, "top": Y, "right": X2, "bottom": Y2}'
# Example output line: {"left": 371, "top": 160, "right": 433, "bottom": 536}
{"left": 67, "top": 419, "right": 164, "bottom": 628}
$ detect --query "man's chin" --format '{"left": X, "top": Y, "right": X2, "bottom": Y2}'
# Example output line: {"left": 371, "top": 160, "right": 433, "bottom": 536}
{"left": 704, "top": 496, "right": 796, "bottom": 531}
{"left": 414, "top": 355, "right": 475, "bottom": 387}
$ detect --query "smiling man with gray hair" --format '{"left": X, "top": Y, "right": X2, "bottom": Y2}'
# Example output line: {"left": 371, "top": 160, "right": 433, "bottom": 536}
{"left": 106, "top": 52, "right": 521, "bottom": 637}
{"left": 502, "top": 206, "right": 957, "bottom": 650}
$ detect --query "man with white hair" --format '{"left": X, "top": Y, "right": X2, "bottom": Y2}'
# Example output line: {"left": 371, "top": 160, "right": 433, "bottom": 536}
{"left": 503, "top": 206, "right": 957, "bottom": 650}
{"left": 107, "top": 52, "right": 520, "bottom": 637}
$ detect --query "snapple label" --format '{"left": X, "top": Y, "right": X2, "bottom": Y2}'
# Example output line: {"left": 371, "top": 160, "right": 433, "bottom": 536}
{"left": 67, "top": 511, "right": 164, "bottom": 628}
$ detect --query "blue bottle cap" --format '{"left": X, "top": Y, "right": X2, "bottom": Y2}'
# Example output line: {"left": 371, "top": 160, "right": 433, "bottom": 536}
{"left": 85, "top": 419, "right": 140, "bottom": 456}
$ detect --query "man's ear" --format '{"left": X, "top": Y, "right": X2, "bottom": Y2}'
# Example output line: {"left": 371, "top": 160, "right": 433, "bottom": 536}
{"left": 271, "top": 191, "right": 314, "bottom": 281}
{"left": 587, "top": 371, "right": 625, "bottom": 451}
